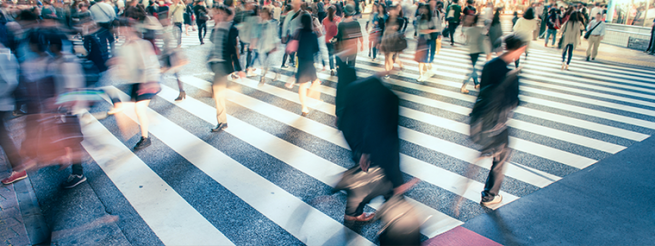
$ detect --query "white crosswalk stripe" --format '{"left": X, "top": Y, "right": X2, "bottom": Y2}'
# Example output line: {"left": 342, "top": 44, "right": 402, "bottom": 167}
{"left": 77, "top": 25, "right": 655, "bottom": 245}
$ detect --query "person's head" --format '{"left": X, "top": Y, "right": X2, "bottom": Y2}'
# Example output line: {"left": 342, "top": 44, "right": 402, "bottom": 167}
{"left": 327, "top": 5, "right": 335, "bottom": 20}
{"left": 523, "top": 7, "right": 534, "bottom": 19}
{"left": 428, "top": 0, "right": 435, "bottom": 8}
{"left": 418, "top": 3, "right": 430, "bottom": 20}
{"left": 79, "top": 3, "right": 88, "bottom": 10}
{"left": 212, "top": 4, "right": 231, "bottom": 21}
{"left": 388, "top": 4, "right": 398, "bottom": 17}
{"left": 451, "top": 0, "right": 458, "bottom": 4}
{"left": 291, "top": 0, "right": 300, "bottom": 10}
{"left": 129, "top": 0, "right": 137, "bottom": 6}
{"left": 377, "top": 3, "right": 385, "bottom": 13}
{"left": 486, "top": 1, "right": 492, "bottom": 7}
{"left": 300, "top": 12, "right": 312, "bottom": 30}
{"left": 261, "top": 6, "right": 271, "bottom": 19}
{"left": 492, "top": 7, "right": 500, "bottom": 24}
{"left": 195, "top": 0, "right": 204, "bottom": 5}
{"left": 344, "top": 3, "right": 355, "bottom": 17}
{"left": 116, "top": 18, "right": 140, "bottom": 38}
{"left": 595, "top": 12, "right": 601, "bottom": 20}
{"left": 436, "top": 0, "right": 443, "bottom": 9}
{"left": 47, "top": 33, "right": 63, "bottom": 55}
{"left": 513, "top": 10, "right": 517, "bottom": 17}
{"left": 466, "top": 0, "right": 472, "bottom": 5}
{"left": 27, "top": 31, "right": 46, "bottom": 54}
{"left": 503, "top": 34, "right": 527, "bottom": 60}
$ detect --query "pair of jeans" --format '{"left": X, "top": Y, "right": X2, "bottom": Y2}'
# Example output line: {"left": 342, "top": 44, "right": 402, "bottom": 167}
{"left": 326, "top": 42, "right": 337, "bottom": 70}
{"left": 463, "top": 53, "right": 481, "bottom": 86}
{"left": 242, "top": 43, "right": 253, "bottom": 69}
{"left": 427, "top": 38, "right": 437, "bottom": 63}
{"left": 447, "top": 21, "right": 459, "bottom": 45}
{"left": 482, "top": 144, "right": 512, "bottom": 198}
{"left": 544, "top": 29, "right": 557, "bottom": 46}
{"left": 562, "top": 44, "right": 573, "bottom": 65}
{"left": 174, "top": 22, "right": 183, "bottom": 46}
{"left": 197, "top": 21, "right": 207, "bottom": 43}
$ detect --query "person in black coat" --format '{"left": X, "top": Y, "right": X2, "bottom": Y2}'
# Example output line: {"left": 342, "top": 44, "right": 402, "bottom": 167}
{"left": 338, "top": 65, "right": 418, "bottom": 222}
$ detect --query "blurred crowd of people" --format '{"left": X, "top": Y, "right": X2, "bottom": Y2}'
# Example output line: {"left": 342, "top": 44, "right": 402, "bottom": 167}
{"left": 0, "top": 0, "right": 608, "bottom": 243}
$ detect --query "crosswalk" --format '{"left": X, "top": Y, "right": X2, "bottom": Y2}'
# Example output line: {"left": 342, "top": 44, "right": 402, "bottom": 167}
{"left": 77, "top": 24, "right": 655, "bottom": 244}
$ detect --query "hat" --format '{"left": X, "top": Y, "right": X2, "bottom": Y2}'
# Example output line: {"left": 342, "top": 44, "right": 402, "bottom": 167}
{"left": 344, "top": 4, "right": 355, "bottom": 16}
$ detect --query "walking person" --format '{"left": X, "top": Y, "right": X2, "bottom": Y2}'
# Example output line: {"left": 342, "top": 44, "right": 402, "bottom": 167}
{"left": 184, "top": 0, "right": 195, "bottom": 35}
{"left": 323, "top": 5, "right": 341, "bottom": 76}
{"left": 428, "top": 0, "right": 444, "bottom": 64}
{"left": 0, "top": 44, "right": 25, "bottom": 185}
{"left": 366, "top": 3, "right": 384, "bottom": 62}
{"left": 284, "top": 13, "right": 322, "bottom": 117}
{"left": 444, "top": 0, "right": 461, "bottom": 46}
{"left": 194, "top": 0, "right": 209, "bottom": 44}
{"left": 560, "top": 12, "right": 581, "bottom": 70}
{"left": 585, "top": 12, "right": 605, "bottom": 61}
{"left": 415, "top": 4, "right": 435, "bottom": 82}
{"left": 460, "top": 14, "right": 483, "bottom": 94}
{"left": 486, "top": 7, "right": 502, "bottom": 61}
{"left": 380, "top": 5, "right": 406, "bottom": 74}
{"left": 469, "top": 34, "right": 525, "bottom": 207}
{"left": 333, "top": 4, "right": 363, "bottom": 67}
{"left": 251, "top": 7, "right": 281, "bottom": 84}
{"left": 544, "top": 8, "right": 558, "bottom": 47}
{"left": 110, "top": 19, "right": 161, "bottom": 150}
{"left": 647, "top": 19, "right": 655, "bottom": 54}
{"left": 160, "top": 13, "right": 189, "bottom": 101}
{"left": 208, "top": 5, "right": 243, "bottom": 132}
{"left": 511, "top": 7, "right": 537, "bottom": 68}
{"left": 169, "top": 0, "right": 186, "bottom": 47}
{"left": 281, "top": 0, "right": 302, "bottom": 68}
{"left": 88, "top": 0, "right": 116, "bottom": 57}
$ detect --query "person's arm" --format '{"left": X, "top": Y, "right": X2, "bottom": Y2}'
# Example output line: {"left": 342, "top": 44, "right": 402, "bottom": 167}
{"left": 599, "top": 22, "right": 605, "bottom": 38}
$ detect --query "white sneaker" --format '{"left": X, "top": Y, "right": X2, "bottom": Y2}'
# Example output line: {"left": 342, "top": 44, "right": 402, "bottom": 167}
{"left": 416, "top": 76, "right": 424, "bottom": 82}
{"left": 480, "top": 194, "right": 502, "bottom": 207}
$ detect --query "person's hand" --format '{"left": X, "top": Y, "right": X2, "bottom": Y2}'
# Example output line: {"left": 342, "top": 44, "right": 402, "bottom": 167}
{"left": 600, "top": 36, "right": 604, "bottom": 41}
{"left": 394, "top": 178, "right": 419, "bottom": 195}
{"left": 358, "top": 153, "right": 370, "bottom": 172}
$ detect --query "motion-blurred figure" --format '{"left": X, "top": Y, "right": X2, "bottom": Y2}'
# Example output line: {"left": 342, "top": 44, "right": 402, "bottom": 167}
{"left": 337, "top": 64, "right": 417, "bottom": 222}
{"left": 376, "top": 195, "right": 421, "bottom": 246}
{"left": 0, "top": 44, "right": 24, "bottom": 185}
{"left": 469, "top": 34, "right": 525, "bottom": 207}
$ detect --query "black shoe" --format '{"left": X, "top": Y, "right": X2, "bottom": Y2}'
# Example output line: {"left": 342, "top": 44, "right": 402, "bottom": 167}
{"left": 586, "top": 56, "right": 590, "bottom": 61}
{"left": 480, "top": 193, "right": 502, "bottom": 207}
{"left": 281, "top": 65, "right": 288, "bottom": 68}
{"left": 134, "top": 137, "right": 151, "bottom": 150}
{"left": 592, "top": 58, "right": 595, "bottom": 60}
{"left": 330, "top": 69, "right": 336, "bottom": 76}
{"left": 211, "top": 123, "right": 228, "bottom": 132}
{"left": 62, "top": 174, "right": 87, "bottom": 189}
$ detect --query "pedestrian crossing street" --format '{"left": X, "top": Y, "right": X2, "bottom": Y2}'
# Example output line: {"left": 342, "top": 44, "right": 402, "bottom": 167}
{"left": 79, "top": 26, "right": 655, "bottom": 245}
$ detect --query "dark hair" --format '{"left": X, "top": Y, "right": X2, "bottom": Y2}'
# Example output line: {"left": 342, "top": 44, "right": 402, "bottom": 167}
{"left": 215, "top": 4, "right": 233, "bottom": 16}
{"left": 452, "top": 0, "right": 458, "bottom": 4}
{"left": 491, "top": 7, "right": 500, "bottom": 25}
{"left": 523, "top": 7, "right": 534, "bottom": 20}
{"left": 300, "top": 12, "right": 312, "bottom": 30}
{"left": 513, "top": 11, "right": 517, "bottom": 17}
{"left": 504, "top": 33, "right": 525, "bottom": 51}
{"left": 418, "top": 4, "right": 431, "bottom": 21}
{"left": 327, "top": 5, "right": 335, "bottom": 21}
{"left": 466, "top": 0, "right": 473, "bottom": 5}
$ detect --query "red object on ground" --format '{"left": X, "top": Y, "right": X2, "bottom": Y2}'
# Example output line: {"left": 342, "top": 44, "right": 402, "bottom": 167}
{"left": 423, "top": 226, "right": 502, "bottom": 246}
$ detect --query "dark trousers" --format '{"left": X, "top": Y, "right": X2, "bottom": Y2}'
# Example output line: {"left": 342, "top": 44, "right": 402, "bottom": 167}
{"left": 647, "top": 26, "right": 655, "bottom": 54}
{"left": 0, "top": 111, "right": 21, "bottom": 170}
{"left": 447, "top": 21, "right": 459, "bottom": 45}
{"left": 326, "top": 42, "right": 336, "bottom": 70}
{"left": 174, "top": 22, "right": 183, "bottom": 46}
{"left": 427, "top": 38, "right": 437, "bottom": 63}
{"left": 482, "top": 145, "right": 511, "bottom": 198}
{"left": 337, "top": 55, "right": 356, "bottom": 68}
{"left": 197, "top": 21, "right": 207, "bottom": 43}
{"left": 96, "top": 23, "right": 115, "bottom": 57}
{"left": 562, "top": 44, "right": 573, "bottom": 65}
{"left": 282, "top": 52, "right": 295, "bottom": 67}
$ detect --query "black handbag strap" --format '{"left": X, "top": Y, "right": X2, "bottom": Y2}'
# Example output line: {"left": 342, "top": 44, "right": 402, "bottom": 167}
{"left": 588, "top": 20, "right": 602, "bottom": 34}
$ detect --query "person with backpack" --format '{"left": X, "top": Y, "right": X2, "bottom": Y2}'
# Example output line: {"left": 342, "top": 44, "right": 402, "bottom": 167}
{"left": 88, "top": 0, "right": 116, "bottom": 58}
{"left": 194, "top": 0, "right": 209, "bottom": 44}
{"left": 544, "top": 7, "right": 558, "bottom": 47}
{"left": 468, "top": 34, "right": 525, "bottom": 207}
{"left": 444, "top": 0, "right": 461, "bottom": 46}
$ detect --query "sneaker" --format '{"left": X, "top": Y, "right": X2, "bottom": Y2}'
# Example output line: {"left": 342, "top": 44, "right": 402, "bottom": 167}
{"left": 12, "top": 110, "right": 25, "bottom": 117}
{"left": 480, "top": 194, "right": 502, "bottom": 207}
{"left": 62, "top": 174, "right": 87, "bottom": 189}
{"left": 211, "top": 123, "right": 228, "bottom": 132}
{"left": 592, "top": 58, "right": 595, "bottom": 60}
{"left": 134, "top": 137, "right": 152, "bottom": 150}
{"left": 474, "top": 84, "right": 480, "bottom": 89}
{"left": 460, "top": 87, "right": 469, "bottom": 94}
{"left": 586, "top": 56, "right": 590, "bottom": 61}
{"left": 330, "top": 69, "right": 336, "bottom": 76}
{"left": 416, "top": 76, "right": 424, "bottom": 82}
{"left": 2, "top": 171, "right": 27, "bottom": 185}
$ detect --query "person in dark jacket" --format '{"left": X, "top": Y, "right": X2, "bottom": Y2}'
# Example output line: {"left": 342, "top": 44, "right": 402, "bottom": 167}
{"left": 338, "top": 65, "right": 418, "bottom": 222}
{"left": 284, "top": 13, "right": 321, "bottom": 117}
{"left": 469, "top": 34, "right": 525, "bottom": 207}
{"left": 194, "top": 0, "right": 209, "bottom": 44}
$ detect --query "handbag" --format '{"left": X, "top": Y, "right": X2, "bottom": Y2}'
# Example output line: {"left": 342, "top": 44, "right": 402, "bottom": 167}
{"left": 285, "top": 35, "right": 299, "bottom": 54}
{"left": 198, "top": 9, "right": 209, "bottom": 21}
{"left": 442, "top": 26, "right": 450, "bottom": 38}
{"left": 584, "top": 21, "right": 602, "bottom": 39}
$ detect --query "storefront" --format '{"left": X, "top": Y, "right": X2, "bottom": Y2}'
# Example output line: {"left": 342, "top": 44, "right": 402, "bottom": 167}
{"left": 605, "top": 0, "right": 653, "bottom": 49}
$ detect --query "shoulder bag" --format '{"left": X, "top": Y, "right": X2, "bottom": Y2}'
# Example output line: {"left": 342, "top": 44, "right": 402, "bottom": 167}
{"left": 584, "top": 21, "right": 602, "bottom": 40}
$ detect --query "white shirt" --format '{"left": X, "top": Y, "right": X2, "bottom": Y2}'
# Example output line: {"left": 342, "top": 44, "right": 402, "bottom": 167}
{"left": 587, "top": 19, "right": 605, "bottom": 36}
{"left": 89, "top": 2, "right": 116, "bottom": 23}
{"left": 482, "top": 6, "right": 493, "bottom": 20}
{"left": 273, "top": 6, "right": 281, "bottom": 21}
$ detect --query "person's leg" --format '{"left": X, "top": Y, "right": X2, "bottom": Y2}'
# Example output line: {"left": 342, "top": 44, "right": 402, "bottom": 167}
{"left": 0, "top": 112, "right": 21, "bottom": 170}
{"left": 326, "top": 42, "right": 335, "bottom": 70}
{"left": 175, "top": 72, "right": 186, "bottom": 100}
{"left": 592, "top": 36, "right": 600, "bottom": 59}
{"left": 482, "top": 146, "right": 511, "bottom": 200}
{"left": 545, "top": 29, "right": 551, "bottom": 46}
{"left": 282, "top": 52, "right": 289, "bottom": 67}
{"left": 175, "top": 23, "right": 183, "bottom": 46}
{"left": 562, "top": 44, "right": 567, "bottom": 62}
{"left": 298, "top": 82, "right": 310, "bottom": 113}
{"left": 197, "top": 21, "right": 204, "bottom": 43}
{"left": 135, "top": 99, "right": 151, "bottom": 138}
{"left": 428, "top": 38, "right": 436, "bottom": 63}
{"left": 471, "top": 53, "right": 479, "bottom": 85}
{"left": 212, "top": 63, "right": 228, "bottom": 125}
{"left": 566, "top": 44, "right": 573, "bottom": 65}
{"left": 586, "top": 37, "right": 594, "bottom": 58}
{"left": 394, "top": 52, "right": 403, "bottom": 69}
